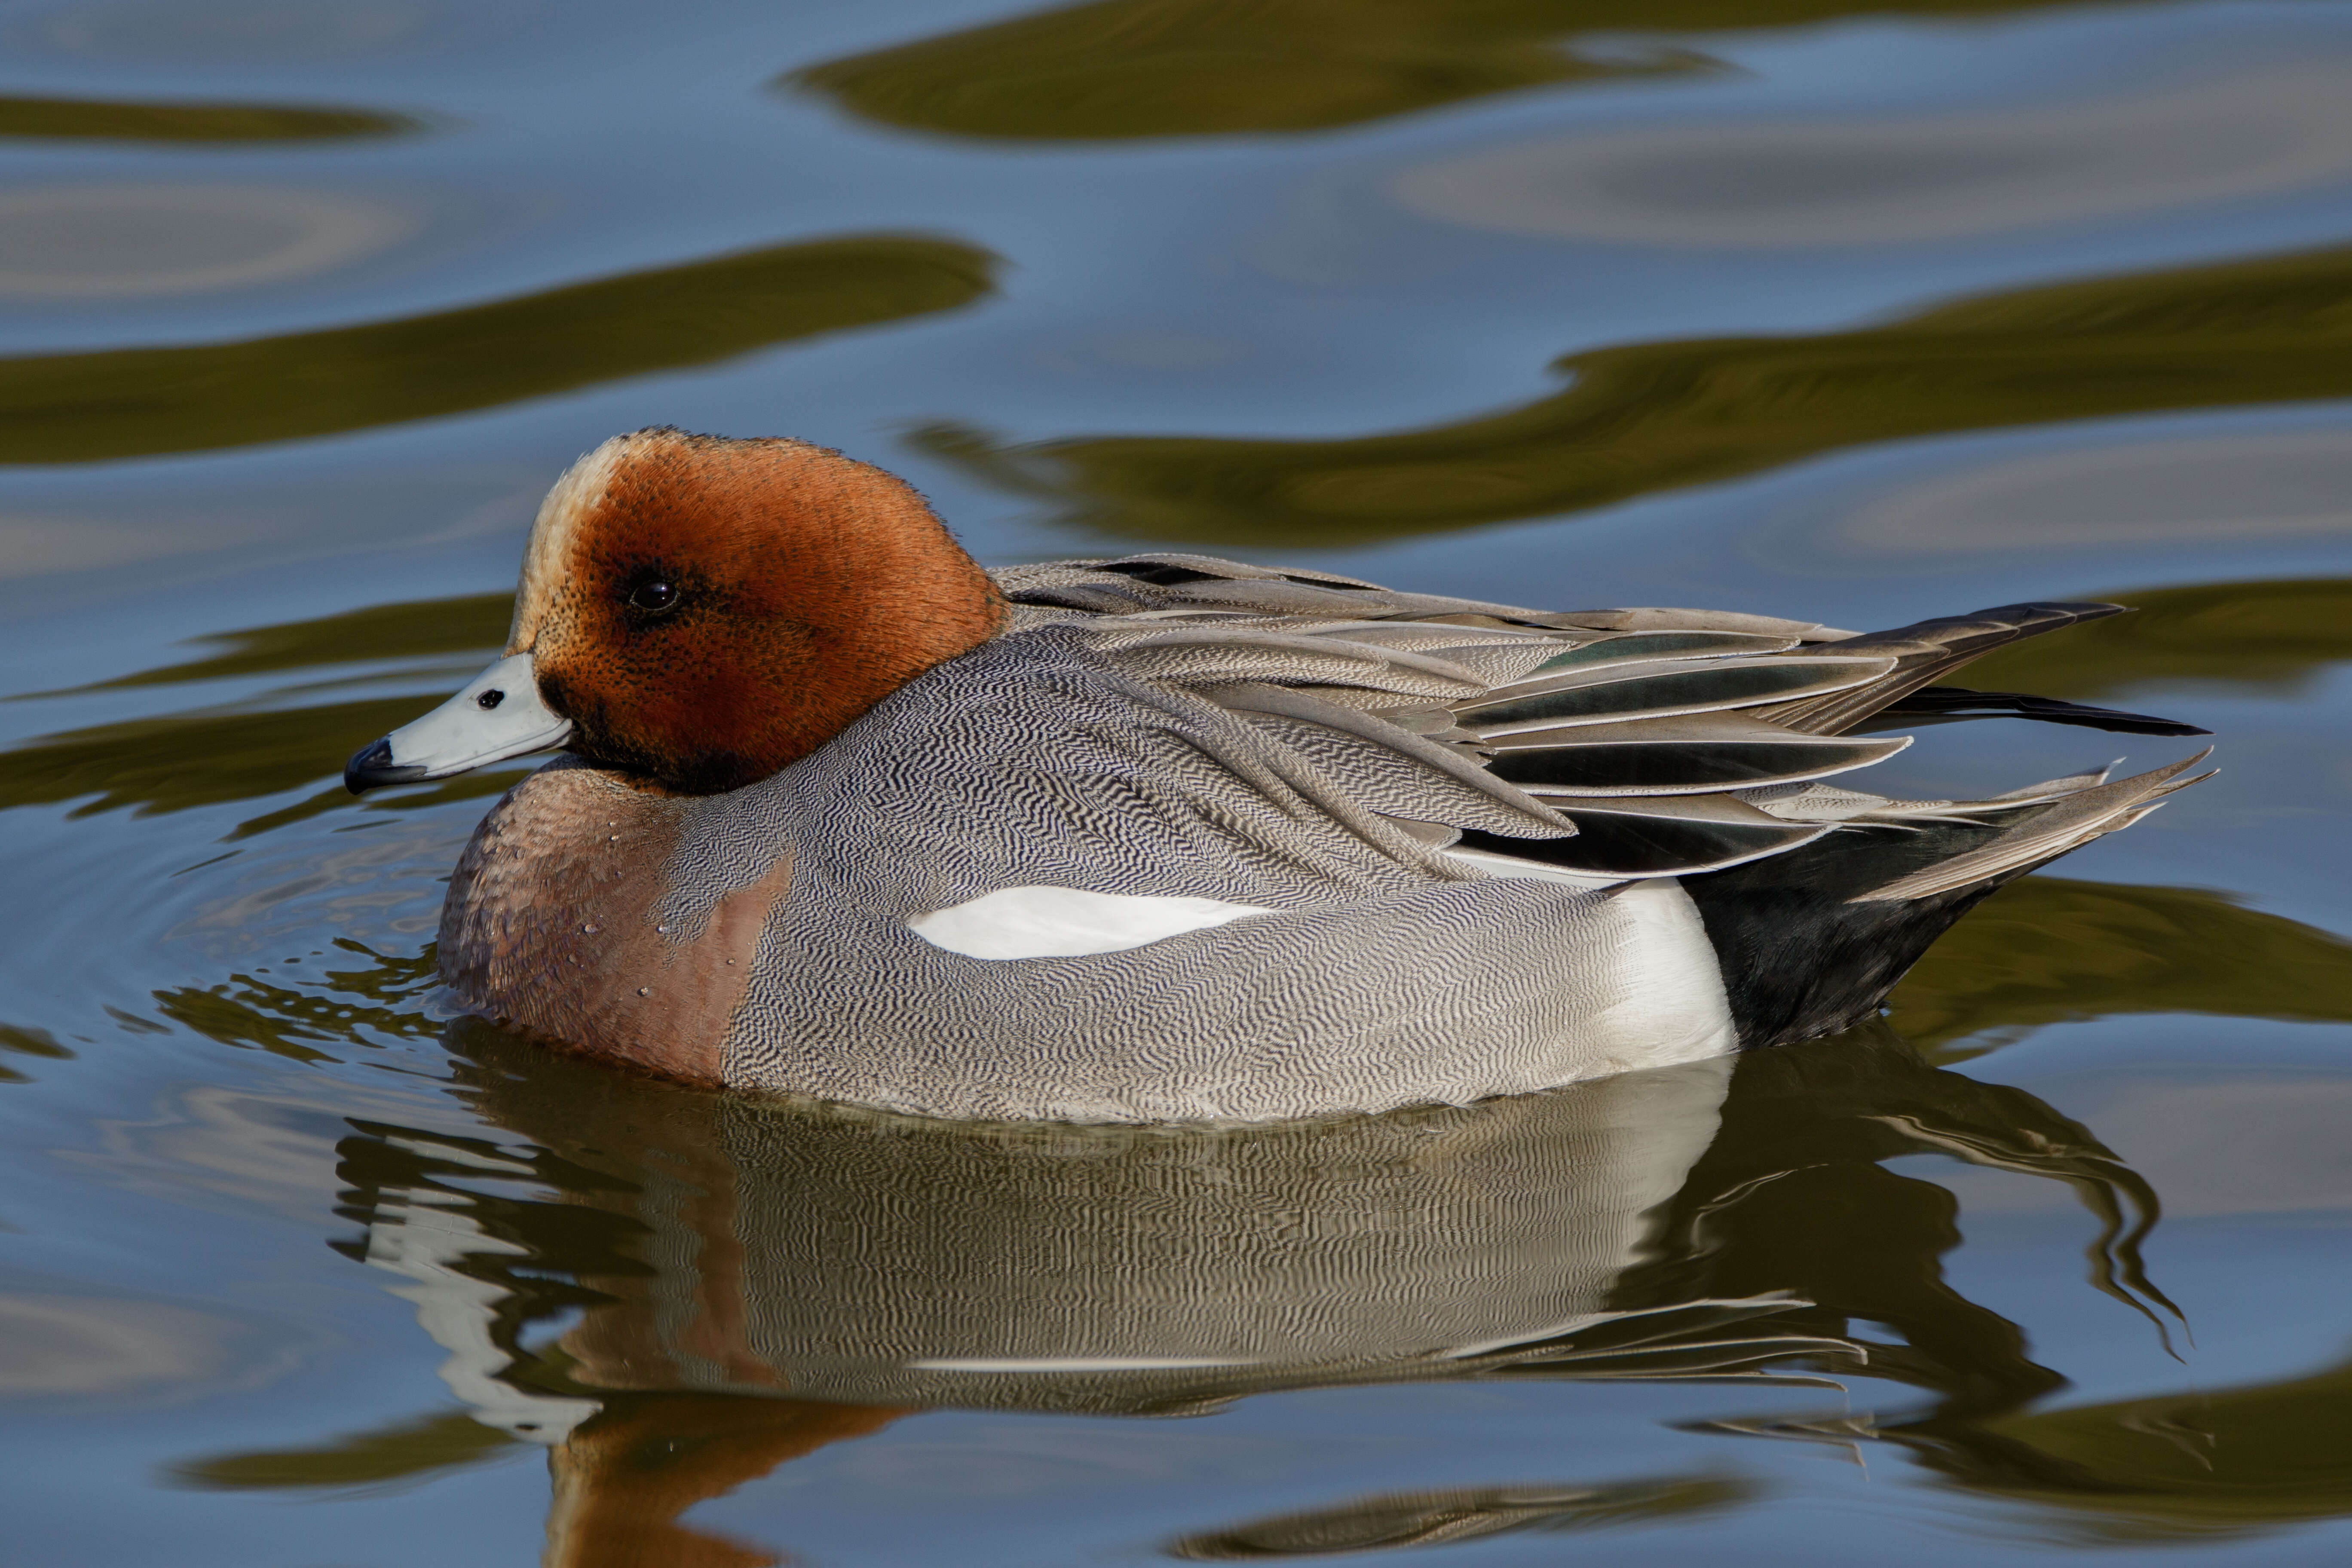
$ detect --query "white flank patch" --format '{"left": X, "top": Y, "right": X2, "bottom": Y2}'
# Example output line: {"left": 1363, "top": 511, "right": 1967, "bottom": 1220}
{"left": 909, "top": 886, "right": 1274, "bottom": 960}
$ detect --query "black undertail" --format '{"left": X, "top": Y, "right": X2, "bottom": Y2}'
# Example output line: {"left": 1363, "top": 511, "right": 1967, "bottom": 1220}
{"left": 1679, "top": 824, "right": 2044, "bottom": 1050}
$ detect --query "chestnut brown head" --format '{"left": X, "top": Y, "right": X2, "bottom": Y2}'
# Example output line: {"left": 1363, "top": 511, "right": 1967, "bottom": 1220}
{"left": 515, "top": 428, "right": 1005, "bottom": 793}
{"left": 346, "top": 429, "right": 1004, "bottom": 797}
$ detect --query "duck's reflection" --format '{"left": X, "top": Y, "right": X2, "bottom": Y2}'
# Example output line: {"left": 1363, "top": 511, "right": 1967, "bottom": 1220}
{"left": 282, "top": 1024, "right": 2187, "bottom": 1561}
{"left": 446, "top": 1029, "right": 1788, "bottom": 1418}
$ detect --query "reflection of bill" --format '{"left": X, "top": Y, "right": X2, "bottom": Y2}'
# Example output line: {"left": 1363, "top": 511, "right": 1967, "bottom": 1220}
{"left": 314, "top": 1026, "right": 2188, "bottom": 1563}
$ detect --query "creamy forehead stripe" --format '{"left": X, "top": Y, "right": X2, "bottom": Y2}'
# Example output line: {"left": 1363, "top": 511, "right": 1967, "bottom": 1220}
{"left": 508, "top": 435, "right": 632, "bottom": 653}
{"left": 908, "top": 886, "right": 1274, "bottom": 959}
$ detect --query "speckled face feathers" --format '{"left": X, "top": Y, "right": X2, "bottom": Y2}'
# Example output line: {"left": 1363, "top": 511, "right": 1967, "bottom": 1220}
{"left": 509, "top": 428, "right": 1005, "bottom": 795}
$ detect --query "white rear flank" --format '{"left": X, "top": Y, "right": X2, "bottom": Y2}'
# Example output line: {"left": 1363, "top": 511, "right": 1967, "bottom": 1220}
{"left": 1574, "top": 879, "right": 1740, "bottom": 1073}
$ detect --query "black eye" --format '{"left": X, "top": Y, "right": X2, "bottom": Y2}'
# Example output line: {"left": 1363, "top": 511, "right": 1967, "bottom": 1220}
{"left": 476, "top": 688, "right": 504, "bottom": 710}
{"left": 627, "top": 578, "right": 679, "bottom": 613}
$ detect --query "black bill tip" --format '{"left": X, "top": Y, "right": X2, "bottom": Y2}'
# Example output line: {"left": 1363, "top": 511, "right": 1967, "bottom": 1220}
{"left": 344, "top": 736, "right": 429, "bottom": 795}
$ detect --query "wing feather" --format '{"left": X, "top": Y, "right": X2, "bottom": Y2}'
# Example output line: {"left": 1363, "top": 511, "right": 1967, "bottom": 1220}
{"left": 1487, "top": 712, "right": 1910, "bottom": 797}
{"left": 1460, "top": 656, "right": 1896, "bottom": 735}
{"left": 1007, "top": 555, "right": 2211, "bottom": 894}
{"left": 1207, "top": 682, "right": 1575, "bottom": 837}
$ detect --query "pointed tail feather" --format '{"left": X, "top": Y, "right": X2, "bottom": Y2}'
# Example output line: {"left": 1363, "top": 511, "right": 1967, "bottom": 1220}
{"left": 1848, "top": 752, "right": 2213, "bottom": 903}
{"left": 1755, "top": 602, "right": 2203, "bottom": 736}
{"left": 1859, "top": 686, "right": 2209, "bottom": 737}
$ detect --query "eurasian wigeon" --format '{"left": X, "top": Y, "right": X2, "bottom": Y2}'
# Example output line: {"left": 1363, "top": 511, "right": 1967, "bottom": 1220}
{"left": 347, "top": 427, "right": 2210, "bottom": 1122}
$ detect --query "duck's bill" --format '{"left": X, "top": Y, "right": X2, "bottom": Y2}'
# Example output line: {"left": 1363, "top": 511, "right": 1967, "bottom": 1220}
{"left": 344, "top": 652, "right": 573, "bottom": 794}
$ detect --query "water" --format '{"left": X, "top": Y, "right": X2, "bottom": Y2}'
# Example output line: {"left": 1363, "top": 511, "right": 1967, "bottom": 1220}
{"left": 3, "top": 0, "right": 2351, "bottom": 1561}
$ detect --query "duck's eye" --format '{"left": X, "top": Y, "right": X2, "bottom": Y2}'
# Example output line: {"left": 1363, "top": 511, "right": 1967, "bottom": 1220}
{"left": 627, "top": 578, "right": 679, "bottom": 614}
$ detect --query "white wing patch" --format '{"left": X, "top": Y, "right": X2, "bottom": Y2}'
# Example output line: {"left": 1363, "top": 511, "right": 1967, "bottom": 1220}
{"left": 910, "top": 886, "right": 1276, "bottom": 960}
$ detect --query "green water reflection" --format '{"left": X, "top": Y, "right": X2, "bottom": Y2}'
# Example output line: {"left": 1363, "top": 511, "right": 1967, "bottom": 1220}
{"left": 0, "top": 95, "right": 415, "bottom": 143}
{"left": 1188, "top": 1357, "right": 2352, "bottom": 1557}
{"left": 0, "top": 695, "right": 513, "bottom": 826}
{"left": 793, "top": 0, "right": 2038, "bottom": 141}
{"left": 71, "top": 594, "right": 513, "bottom": 692}
{"left": 928, "top": 243, "right": 2352, "bottom": 546}
{"left": 1905, "top": 1359, "right": 2352, "bottom": 1544}
{"left": 152, "top": 942, "right": 442, "bottom": 1064}
{"left": 1967, "top": 578, "right": 2352, "bottom": 700}
{"left": 174, "top": 1409, "right": 514, "bottom": 1492}
{"left": 0, "top": 593, "right": 517, "bottom": 830}
{"left": 0, "top": 236, "right": 996, "bottom": 465}
{"left": 0, "top": 1022, "right": 73, "bottom": 1085}
{"left": 1886, "top": 878, "right": 2352, "bottom": 1059}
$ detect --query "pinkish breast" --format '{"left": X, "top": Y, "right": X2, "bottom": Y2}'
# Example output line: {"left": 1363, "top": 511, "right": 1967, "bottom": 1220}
{"left": 438, "top": 765, "right": 790, "bottom": 1084}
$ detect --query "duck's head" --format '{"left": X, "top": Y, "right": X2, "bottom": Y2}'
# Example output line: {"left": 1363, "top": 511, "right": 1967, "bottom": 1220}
{"left": 346, "top": 428, "right": 1004, "bottom": 797}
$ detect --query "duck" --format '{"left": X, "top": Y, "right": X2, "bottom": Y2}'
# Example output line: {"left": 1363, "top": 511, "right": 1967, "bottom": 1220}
{"left": 346, "top": 427, "right": 2211, "bottom": 1123}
